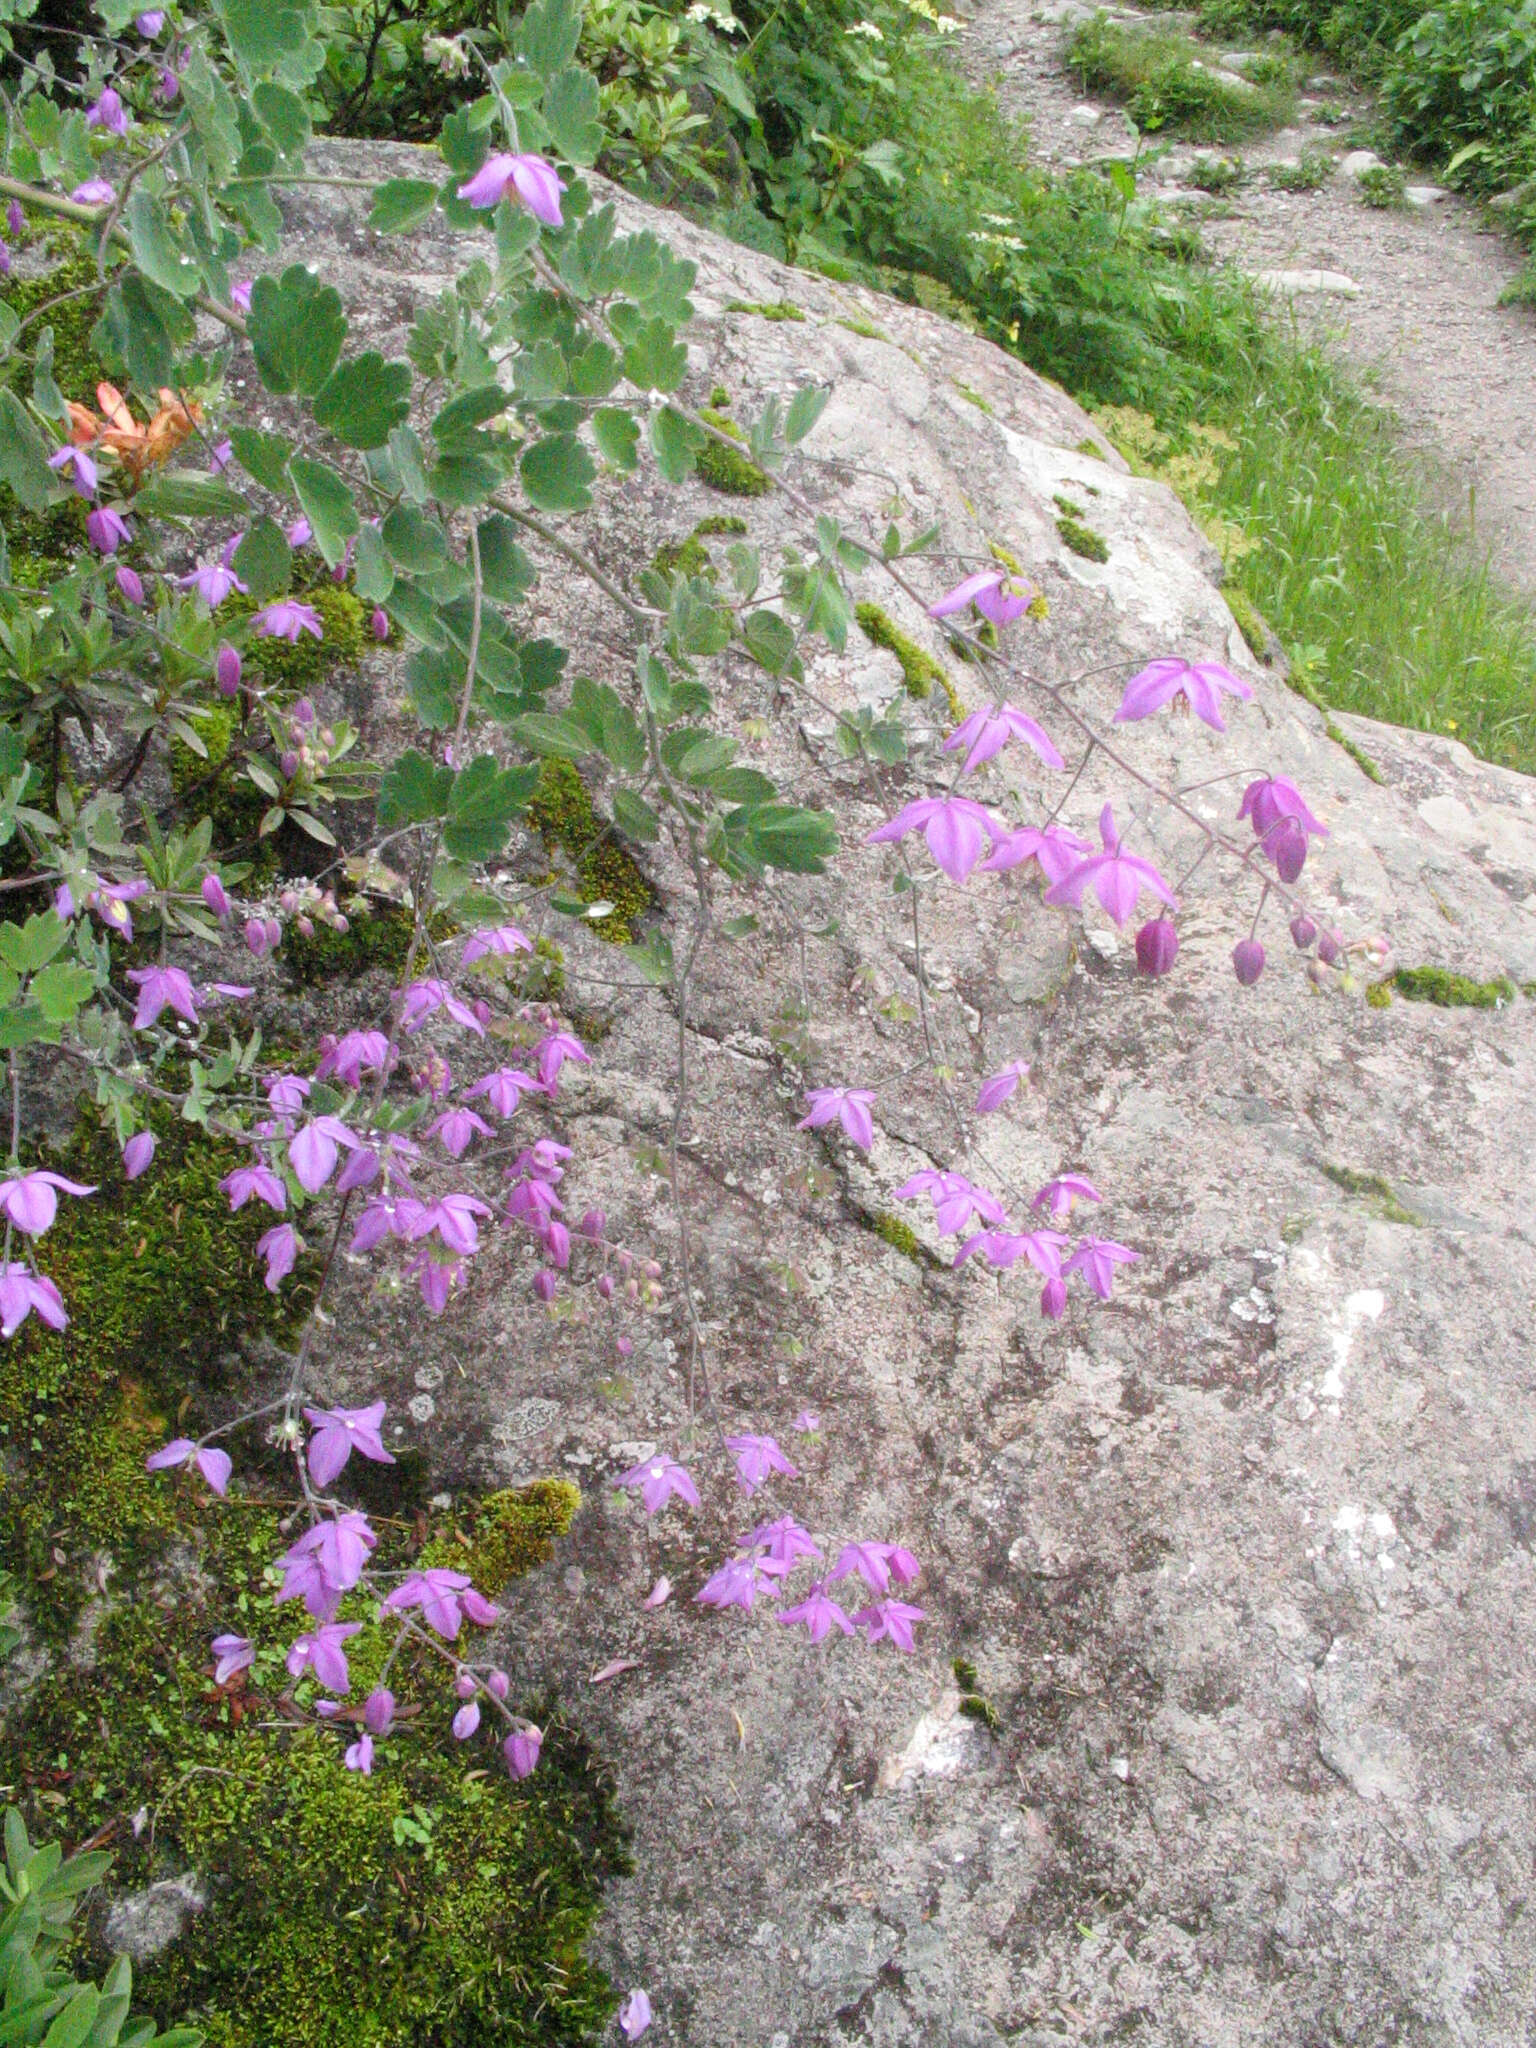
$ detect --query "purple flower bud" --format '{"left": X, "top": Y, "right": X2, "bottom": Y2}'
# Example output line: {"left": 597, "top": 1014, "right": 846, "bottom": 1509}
{"left": 616, "top": 1335, "right": 633, "bottom": 1358}
{"left": 454, "top": 1671, "right": 477, "bottom": 1699}
{"left": 1232, "top": 938, "right": 1266, "bottom": 986}
{"left": 1040, "top": 1276, "right": 1066, "bottom": 1320}
{"left": 201, "top": 873, "right": 231, "bottom": 920}
{"left": 244, "top": 917, "right": 269, "bottom": 957}
{"left": 1290, "top": 913, "right": 1317, "bottom": 949}
{"left": 597, "top": 1273, "right": 614, "bottom": 1301}
{"left": 370, "top": 608, "right": 390, "bottom": 641}
{"left": 1134, "top": 918, "right": 1178, "bottom": 978}
{"left": 533, "top": 1269, "right": 557, "bottom": 1302}
{"left": 487, "top": 1669, "right": 509, "bottom": 1700}
{"left": 1316, "top": 929, "right": 1342, "bottom": 966}
{"left": 0, "top": 241, "right": 9, "bottom": 279}
{"left": 264, "top": 917, "right": 282, "bottom": 951}
{"left": 114, "top": 565, "right": 144, "bottom": 607}
{"left": 1267, "top": 817, "right": 1307, "bottom": 884}
{"left": 503, "top": 1726, "right": 542, "bottom": 1780}
{"left": 296, "top": 915, "right": 314, "bottom": 938}
{"left": 334, "top": 915, "right": 349, "bottom": 934}
{"left": 123, "top": 1131, "right": 156, "bottom": 1180}
{"left": 279, "top": 889, "right": 299, "bottom": 914}
{"left": 157, "top": 66, "right": 179, "bottom": 101}
{"left": 363, "top": 1686, "right": 395, "bottom": 1734}
{"left": 280, "top": 750, "right": 299, "bottom": 780}
{"left": 215, "top": 644, "right": 241, "bottom": 697}
{"left": 579, "top": 1208, "right": 606, "bottom": 1239}
{"left": 6, "top": 200, "right": 22, "bottom": 238}
{"left": 452, "top": 1701, "right": 481, "bottom": 1740}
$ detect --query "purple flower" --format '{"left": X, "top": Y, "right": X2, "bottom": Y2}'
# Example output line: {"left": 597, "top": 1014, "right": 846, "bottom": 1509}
{"left": 796, "top": 1086, "right": 876, "bottom": 1152}
{"left": 385, "top": 1568, "right": 498, "bottom": 1639}
{"left": 144, "top": 1438, "right": 233, "bottom": 1496}
{"left": 215, "top": 645, "right": 242, "bottom": 696}
{"left": 256, "top": 1223, "right": 298, "bottom": 1291}
{"left": 0, "top": 241, "right": 8, "bottom": 278}
{"left": 86, "top": 87, "right": 130, "bottom": 136}
{"left": 1135, "top": 917, "right": 1179, "bottom": 977}
{"left": 178, "top": 554, "right": 247, "bottom": 606}
{"left": 613, "top": 1454, "right": 700, "bottom": 1516}
{"left": 1031, "top": 1175, "right": 1100, "bottom": 1222}
{"left": 370, "top": 607, "right": 390, "bottom": 641}
{"left": 48, "top": 444, "right": 97, "bottom": 495}
{"left": 115, "top": 566, "right": 144, "bottom": 606}
{"left": 1290, "top": 913, "right": 1317, "bottom": 950}
{"left": 137, "top": 10, "right": 167, "bottom": 32}
{"left": 251, "top": 600, "right": 323, "bottom": 643}
{"left": 1063, "top": 1236, "right": 1139, "bottom": 1300}
{"left": 504, "top": 1725, "right": 542, "bottom": 1780}
{"left": 746, "top": 1514, "right": 823, "bottom": 1569}
{"left": 1044, "top": 805, "right": 1177, "bottom": 928}
{"left": 398, "top": 977, "right": 484, "bottom": 1036}
{"left": 304, "top": 1401, "right": 395, "bottom": 1488}
{"left": 315, "top": 1030, "right": 391, "bottom": 1087}
{"left": 456, "top": 152, "right": 566, "bottom": 225}
{"left": 695, "top": 1556, "right": 761, "bottom": 1611}
{"left": 1232, "top": 938, "right": 1265, "bottom": 986}
{"left": 725, "top": 1433, "right": 797, "bottom": 1496}
{"left": 0, "top": 1264, "right": 67, "bottom": 1338}
{"left": 199, "top": 873, "right": 231, "bottom": 921}
{"left": 1115, "top": 656, "right": 1253, "bottom": 733}
{"left": 452, "top": 1701, "right": 481, "bottom": 1740}
{"left": 344, "top": 1733, "right": 374, "bottom": 1775}
{"left": 866, "top": 796, "right": 1002, "bottom": 886}
{"left": 86, "top": 506, "right": 131, "bottom": 554}
{"left": 979, "top": 823, "right": 1094, "bottom": 885}
{"left": 285, "top": 516, "right": 312, "bottom": 549}
{"left": 619, "top": 1989, "right": 653, "bottom": 2042}
{"left": 0, "top": 1170, "right": 96, "bottom": 1237}
{"left": 944, "top": 703, "right": 1063, "bottom": 774}
{"left": 854, "top": 1599, "right": 926, "bottom": 1652}
{"left": 288, "top": 1115, "right": 361, "bottom": 1194}
{"left": 954, "top": 1228, "right": 1066, "bottom": 1278}
{"left": 428, "top": 1106, "right": 494, "bottom": 1158}
{"left": 219, "top": 1161, "right": 286, "bottom": 1214}
{"left": 211, "top": 1634, "right": 254, "bottom": 1684}
{"left": 7, "top": 200, "right": 23, "bottom": 237}
{"left": 278, "top": 1514, "right": 376, "bottom": 1610}
{"left": 975, "top": 1060, "right": 1029, "bottom": 1115}
{"left": 534, "top": 1030, "right": 589, "bottom": 1090}
{"left": 127, "top": 964, "right": 200, "bottom": 1030}
{"left": 462, "top": 923, "right": 533, "bottom": 965}
{"left": 230, "top": 279, "right": 253, "bottom": 314}
{"left": 790, "top": 1409, "right": 821, "bottom": 1433}
{"left": 362, "top": 1687, "right": 396, "bottom": 1736}
{"left": 828, "top": 1542, "right": 896, "bottom": 1594}
{"left": 1238, "top": 775, "right": 1328, "bottom": 844}
{"left": 929, "top": 569, "right": 1036, "bottom": 627}
{"left": 893, "top": 1169, "right": 1004, "bottom": 1237}
{"left": 209, "top": 438, "right": 234, "bottom": 473}
{"left": 70, "top": 179, "right": 116, "bottom": 207}
{"left": 157, "top": 64, "right": 179, "bottom": 101}
{"left": 286, "top": 1620, "right": 363, "bottom": 1692}
{"left": 1265, "top": 817, "right": 1308, "bottom": 882}
{"left": 777, "top": 1583, "right": 854, "bottom": 1644}
{"left": 123, "top": 1131, "right": 156, "bottom": 1180}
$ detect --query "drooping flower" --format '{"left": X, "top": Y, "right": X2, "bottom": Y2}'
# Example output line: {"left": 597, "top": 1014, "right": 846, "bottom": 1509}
{"left": 0, "top": 1264, "right": 67, "bottom": 1338}
{"left": 503, "top": 1725, "right": 543, "bottom": 1779}
{"left": 725, "top": 1433, "right": 798, "bottom": 1496}
{"left": 979, "top": 822, "right": 1094, "bottom": 886}
{"left": 86, "top": 506, "right": 131, "bottom": 554}
{"left": 866, "top": 796, "right": 1002, "bottom": 886}
{"left": 385, "top": 1568, "right": 499, "bottom": 1639}
{"left": 1114, "top": 656, "right": 1253, "bottom": 733}
{"left": 1044, "top": 805, "right": 1178, "bottom": 928}
{"left": 144, "top": 1437, "right": 233, "bottom": 1495}
{"left": 1135, "top": 918, "right": 1179, "bottom": 977}
{"left": 86, "top": 87, "right": 131, "bottom": 136}
{"left": 462, "top": 924, "right": 533, "bottom": 965}
{"left": 404, "top": 1192, "right": 492, "bottom": 1255}
{"left": 285, "top": 516, "right": 312, "bottom": 549}
{"left": 1232, "top": 938, "right": 1265, "bottom": 986}
{"left": 613, "top": 1454, "right": 700, "bottom": 1516}
{"left": 428, "top": 1106, "right": 494, "bottom": 1158}
{"left": 364, "top": 1687, "right": 396, "bottom": 1735}
{"left": 975, "top": 1060, "right": 1029, "bottom": 1115}
{"left": 1063, "top": 1236, "right": 1139, "bottom": 1300}
{"left": 287, "top": 1116, "right": 361, "bottom": 1194}
{"left": 1290, "top": 913, "right": 1317, "bottom": 949}
{"left": 827, "top": 1542, "right": 896, "bottom": 1594}
{"left": 251, "top": 599, "right": 323, "bottom": 643}
{"left": 344, "top": 1733, "right": 374, "bottom": 1775}
{"left": 929, "top": 569, "right": 1036, "bottom": 628}
{"left": 211, "top": 1634, "right": 254, "bottom": 1685}
{"left": 48, "top": 444, "right": 97, "bottom": 494}
{"left": 953, "top": 1228, "right": 1067, "bottom": 1278}
{"left": 90, "top": 878, "right": 149, "bottom": 940}
{"left": 0, "top": 1171, "right": 96, "bottom": 1237}
{"left": 618, "top": 1989, "right": 653, "bottom": 2041}
{"left": 695, "top": 1556, "right": 761, "bottom": 1611}
{"left": 219, "top": 1161, "right": 286, "bottom": 1214}
{"left": 534, "top": 1030, "right": 589, "bottom": 1091}
{"left": 230, "top": 279, "right": 253, "bottom": 314}
{"left": 256, "top": 1223, "right": 298, "bottom": 1291}
{"left": 944, "top": 703, "right": 1064, "bottom": 774}
{"left": 893, "top": 1169, "right": 1005, "bottom": 1237}
{"left": 127, "top": 964, "right": 200, "bottom": 1030}
{"left": 136, "top": 11, "right": 167, "bottom": 33}
{"left": 215, "top": 645, "right": 242, "bottom": 696}
{"left": 285, "top": 1620, "right": 363, "bottom": 1692}
{"left": 303, "top": 1400, "right": 395, "bottom": 1488}
{"left": 1238, "top": 775, "right": 1328, "bottom": 844}
{"left": 746, "top": 1514, "right": 823, "bottom": 1570}
{"left": 114, "top": 566, "right": 145, "bottom": 606}
{"left": 397, "top": 977, "right": 484, "bottom": 1035}
{"left": 123, "top": 1131, "right": 156, "bottom": 1181}
{"left": 177, "top": 547, "right": 247, "bottom": 607}
{"left": 796, "top": 1087, "right": 876, "bottom": 1152}
{"left": 853, "top": 1599, "right": 926, "bottom": 1651}
{"left": 777, "top": 1583, "right": 854, "bottom": 1644}
{"left": 790, "top": 1409, "right": 821, "bottom": 1433}
{"left": 452, "top": 1701, "right": 481, "bottom": 1740}
{"left": 456, "top": 153, "right": 566, "bottom": 225}
{"left": 70, "top": 179, "right": 116, "bottom": 207}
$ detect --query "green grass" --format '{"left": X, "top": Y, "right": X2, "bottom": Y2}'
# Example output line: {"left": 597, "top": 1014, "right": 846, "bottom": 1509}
{"left": 1068, "top": 15, "right": 1300, "bottom": 138}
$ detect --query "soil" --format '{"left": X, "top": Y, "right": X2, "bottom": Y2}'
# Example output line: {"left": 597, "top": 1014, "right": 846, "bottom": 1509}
{"left": 961, "top": 0, "right": 1536, "bottom": 592}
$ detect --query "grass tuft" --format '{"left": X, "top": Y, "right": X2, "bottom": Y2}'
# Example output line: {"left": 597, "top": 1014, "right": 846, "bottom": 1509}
{"left": 1068, "top": 15, "right": 1300, "bottom": 139}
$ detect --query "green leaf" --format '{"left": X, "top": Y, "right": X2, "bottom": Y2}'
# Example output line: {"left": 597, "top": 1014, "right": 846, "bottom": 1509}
{"left": 252, "top": 80, "right": 311, "bottom": 156}
{"left": 784, "top": 384, "right": 830, "bottom": 446}
{"left": 432, "top": 385, "right": 507, "bottom": 449}
{"left": 41, "top": 1986, "right": 99, "bottom": 2048}
{"left": 215, "top": 0, "right": 309, "bottom": 67}
{"left": 444, "top": 755, "right": 539, "bottom": 860}
{"left": 471, "top": 517, "right": 533, "bottom": 605}
{"left": 427, "top": 453, "right": 506, "bottom": 506}
{"left": 228, "top": 425, "right": 294, "bottom": 496}
{"left": 248, "top": 266, "right": 345, "bottom": 398}
{"left": 514, "top": 712, "right": 590, "bottom": 760}
{"left": 517, "top": 0, "right": 582, "bottom": 78}
{"left": 612, "top": 788, "right": 660, "bottom": 842}
{"left": 741, "top": 802, "right": 839, "bottom": 874}
{"left": 232, "top": 516, "right": 292, "bottom": 602}
{"left": 621, "top": 317, "right": 687, "bottom": 395}
{"left": 126, "top": 189, "right": 202, "bottom": 300}
{"left": 377, "top": 748, "right": 453, "bottom": 829}
{"left": 313, "top": 354, "right": 411, "bottom": 451}
{"left": 404, "top": 647, "right": 459, "bottom": 727}
{"left": 649, "top": 406, "right": 701, "bottom": 482}
{"left": 368, "top": 177, "right": 440, "bottom": 234}
{"left": 676, "top": 734, "right": 736, "bottom": 783}
{"left": 30, "top": 961, "right": 94, "bottom": 1023}
{"left": 568, "top": 342, "right": 620, "bottom": 399}
{"left": 289, "top": 457, "right": 360, "bottom": 567}
{"left": 0, "top": 393, "right": 57, "bottom": 514}
{"left": 0, "top": 912, "right": 68, "bottom": 973}
{"left": 134, "top": 472, "right": 249, "bottom": 520}
{"left": 353, "top": 521, "right": 394, "bottom": 604}
{"left": 543, "top": 65, "right": 603, "bottom": 165}
{"left": 743, "top": 609, "right": 796, "bottom": 675}
{"left": 591, "top": 406, "right": 639, "bottom": 473}
{"left": 520, "top": 432, "right": 595, "bottom": 513}
{"left": 382, "top": 506, "right": 448, "bottom": 574}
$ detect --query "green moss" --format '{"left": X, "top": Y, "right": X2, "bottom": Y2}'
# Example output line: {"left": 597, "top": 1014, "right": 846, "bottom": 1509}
{"left": 1320, "top": 1162, "right": 1422, "bottom": 1227}
{"left": 219, "top": 583, "right": 367, "bottom": 691}
{"left": 834, "top": 315, "right": 887, "bottom": 340}
{"left": 694, "top": 411, "right": 770, "bottom": 498}
{"left": 693, "top": 515, "right": 749, "bottom": 538}
{"left": 421, "top": 1480, "right": 581, "bottom": 1594}
{"left": 1224, "top": 585, "right": 1272, "bottom": 661}
{"left": 953, "top": 380, "right": 994, "bottom": 414}
{"left": 854, "top": 601, "right": 962, "bottom": 716}
{"left": 951, "top": 1659, "right": 1000, "bottom": 1734}
{"left": 1365, "top": 980, "right": 1393, "bottom": 1009}
{"left": 723, "top": 298, "right": 806, "bottom": 321}
{"left": 1056, "top": 514, "right": 1109, "bottom": 563}
{"left": 1075, "top": 437, "right": 1108, "bottom": 460}
{"left": 708, "top": 384, "right": 731, "bottom": 407}
{"left": 527, "top": 758, "right": 653, "bottom": 945}
{"left": 987, "top": 540, "right": 1023, "bottom": 575}
{"left": 283, "top": 900, "right": 419, "bottom": 987}
{"left": 1053, "top": 494, "right": 1085, "bottom": 519}
{"left": 1391, "top": 965, "right": 1516, "bottom": 1008}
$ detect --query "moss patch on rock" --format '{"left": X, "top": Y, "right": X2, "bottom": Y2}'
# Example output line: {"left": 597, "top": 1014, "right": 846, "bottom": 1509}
{"left": 1321, "top": 1162, "right": 1422, "bottom": 1227}
{"left": 219, "top": 583, "right": 367, "bottom": 691}
{"left": 527, "top": 758, "right": 653, "bottom": 945}
{"left": 854, "top": 602, "right": 961, "bottom": 716}
{"left": 1056, "top": 514, "right": 1109, "bottom": 563}
{"left": 1391, "top": 965, "right": 1516, "bottom": 1008}
{"left": 695, "top": 408, "right": 770, "bottom": 497}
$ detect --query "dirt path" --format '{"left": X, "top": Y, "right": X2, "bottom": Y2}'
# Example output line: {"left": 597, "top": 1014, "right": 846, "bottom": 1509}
{"left": 961, "top": 0, "right": 1536, "bottom": 594}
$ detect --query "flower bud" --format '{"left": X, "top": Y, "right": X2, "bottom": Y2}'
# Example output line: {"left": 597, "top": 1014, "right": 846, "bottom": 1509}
{"left": 486, "top": 1669, "right": 510, "bottom": 1700}
{"left": 215, "top": 644, "right": 241, "bottom": 697}
{"left": 1268, "top": 817, "right": 1307, "bottom": 884}
{"left": 363, "top": 1687, "right": 395, "bottom": 1735}
{"left": 371, "top": 608, "right": 390, "bottom": 641}
{"left": 280, "top": 889, "right": 300, "bottom": 914}
{"left": 123, "top": 1130, "right": 156, "bottom": 1180}
{"left": 280, "top": 749, "right": 299, "bottom": 780}
{"left": 1290, "top": 913, "right": 1317, "bottom": 950}
{"left": 264, "top": 916, "right": 282, "bottom": 951}
{"left": 1040, "top": 1276, "right": 1066, "bottom": 1321}
{"left": 6, "top": 201, "right": 22, "bottom": 238}
{"left": 334, "top": 915, "right": 350, "bottom": 934}
{"left": 503, "top": 1726, "right": 541, "bottom": 1780}
{"left": 454, "top": 1671, "right": 477, "bottom": 1700}
{"left": 1307, "top": 957, "right": 1330, "bottom": 988}
{"left": 296, "top": 915, "right": 314, "bottom": 938}
{"left": 597, "top": 1273, "right": 614, "bottom": 1301}
{"left": 1232, "top": 938, "right": 1266, "bottom": 986}
{"left": 644, "top": 1260, "right": 661, "bottom": 1281}
{"left": 1316, "top": 928, "right": 1343, "bottom": 966}
{"left": 201, "top": 873, "right": 231, "bottom": 920}
{"left": 452, "top": 1702, "right": 480, "bottom": 1740}
{"left": 244, "top": 917, "right": 270, "bottom": 957}
{"left": 580, "top": 1208, "right": 606, "bottom": 1239}
{"left": 616, "top": 1335, "right": 633, "bottom": 1358}
{"left": 533, "top": 1269, "right": 557, "bottom": 1302}
{"left": 1134, "top": 918, "right": 1178, "bottom": 978}
{"left": 115, "top": 565, "right": 144, "bottom": 607}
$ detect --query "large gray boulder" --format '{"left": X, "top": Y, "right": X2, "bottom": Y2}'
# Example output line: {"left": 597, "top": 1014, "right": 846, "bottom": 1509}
{"left": 281, "top": 144, "right": 1536, "bottom": 2046}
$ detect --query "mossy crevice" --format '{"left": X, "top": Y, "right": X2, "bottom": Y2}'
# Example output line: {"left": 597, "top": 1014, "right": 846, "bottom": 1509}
{"left": 854, "top": 602, "right": 962, "bottom": 717}
{"left": 695, "top": 408, "right": 771, "bottom": 498}
{"left": 1391, "top": 965, "right": 1516, "bottom": 1008}
{"left": 527, "top": 757, "right": 653, "bottom": 945}
{"left": 1320, "top": 1162, "right": 1422, "bottom": 1227}
{"left": 1056, "top": 514, "right": 1109, "bottom": 563}
{"left": 723, "top": 298, "right": 806, "bottom": 321}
